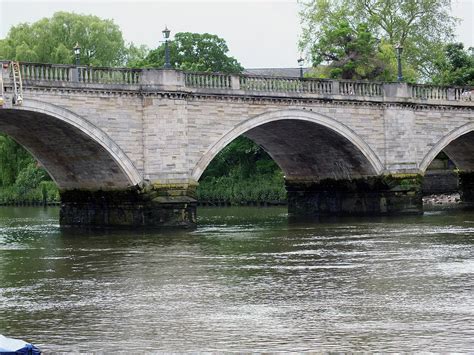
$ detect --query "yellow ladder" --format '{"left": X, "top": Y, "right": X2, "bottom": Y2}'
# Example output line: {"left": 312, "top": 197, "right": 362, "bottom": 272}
{"left": 0, "top": 69, "right": 4, "bottom": 107}
{"left": 11, "top": 61, "right": 23, "bottom": 105}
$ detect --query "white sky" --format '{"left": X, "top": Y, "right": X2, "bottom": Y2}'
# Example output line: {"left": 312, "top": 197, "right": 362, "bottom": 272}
{"left": 0, "top": 0, "right": 473, "bottom": 68}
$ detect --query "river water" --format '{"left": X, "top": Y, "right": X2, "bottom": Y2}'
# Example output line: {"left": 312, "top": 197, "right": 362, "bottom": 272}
{"left": 0, "top": 206, "right": 473, "bottom": 352}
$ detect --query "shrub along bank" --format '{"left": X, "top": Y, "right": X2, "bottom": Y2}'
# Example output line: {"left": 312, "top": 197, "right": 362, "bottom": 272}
{"left": 196, "top": 137, "right": 287, "bottom": 205}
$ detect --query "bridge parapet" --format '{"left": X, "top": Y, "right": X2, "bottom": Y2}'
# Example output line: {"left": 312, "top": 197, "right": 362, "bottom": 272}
{"left": 1, "top": 61, "right": 472, "bottom": 106}
{"left": 17, "top": 62, "right": 141, "bottom": 85}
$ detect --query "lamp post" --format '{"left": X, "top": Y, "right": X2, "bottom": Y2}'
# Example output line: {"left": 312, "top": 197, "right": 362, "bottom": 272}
{"left": 395, "top": 43, "right": 403, "bottom": 82}
{"left": 73, "top": 43, "right": 81, "bottom": 66}
{"left": 73, "top": 43, "right": 81, "bottom": 82}
{"left": 297, "top": 57, "right": 304, "bottom": 79}
{"left": 162, "top": 26, "right": 171, "bottom": 69}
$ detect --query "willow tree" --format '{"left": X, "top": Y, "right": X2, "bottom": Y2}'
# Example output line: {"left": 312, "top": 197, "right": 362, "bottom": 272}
{"left": 0, "top": 11, "right": 128, "bottom": 66}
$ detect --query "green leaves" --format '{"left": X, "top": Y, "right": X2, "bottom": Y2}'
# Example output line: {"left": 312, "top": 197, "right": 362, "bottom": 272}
{"left": 0, "top": 135, "right": 59, "bottom": 204}
{"left": 308, "top": 19, "right": 390, "bottom": 80}
{"left": 432, "top": 43, "right": 474, "bottom": 86}
{"left": 0, "top": 12, "right": 126, "bottom": 66}
{"left": 198, "top": 137, "right": 286, "bottom": 204}
{"left": 139, "top": 32, "right": 243, "bottom": 73}
{"left": 299, "top": 0, "right": 457, "bottom": 81}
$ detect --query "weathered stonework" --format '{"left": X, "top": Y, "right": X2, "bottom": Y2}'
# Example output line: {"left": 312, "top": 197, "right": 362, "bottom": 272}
{"left": 458, "top": 171, "right": 474, "bottom": 205}
{"left": 286, "top": 174, "right": 423, "bottom": 217}
{"left": 60, "top": 183, "right": 197, "bottom": 228}
{"left": 0, "top": 63, "right": 473, "bottom": 227}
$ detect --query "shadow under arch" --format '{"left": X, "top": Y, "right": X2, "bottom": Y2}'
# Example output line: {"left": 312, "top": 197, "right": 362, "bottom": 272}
{"left": 192, "top": 109, "right": 384, "bottom": 181}
{"left": 0, "top": 99, "right": 142, "bottom": 189}
{"left": 420, "top": 122, "right": 474, "bottom": 172}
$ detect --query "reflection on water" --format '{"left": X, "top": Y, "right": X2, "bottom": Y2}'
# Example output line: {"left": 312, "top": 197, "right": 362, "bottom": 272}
{"left": 0, "top": 206, "right": 473, "bottom": 352}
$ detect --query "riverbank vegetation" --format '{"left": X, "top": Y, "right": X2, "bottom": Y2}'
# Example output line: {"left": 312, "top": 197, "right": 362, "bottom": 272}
{"left": 196, "top": 137, "right": 286, "bottom": 205}
{"left": 0, "top": 6, "right": 472, "bottom": 205}
{"left": 0, "top": 136, "right": 59, "bottom": 205}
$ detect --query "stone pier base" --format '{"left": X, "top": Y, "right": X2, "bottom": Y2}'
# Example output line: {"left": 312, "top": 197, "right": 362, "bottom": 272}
{"left": 59, "top": 183, "right": 197, "bottom": 228}
{"left": 286, "top": 174, "right": 423, "bottom": 217}
{"left": 459, "top": 171, "right": 474, "bottom": 206}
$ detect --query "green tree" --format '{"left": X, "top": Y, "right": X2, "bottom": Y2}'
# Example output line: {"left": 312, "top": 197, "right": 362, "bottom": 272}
{"left": 432, "top": 43, "right": 474, "bottom": 86}
{"left": 310, "top": 19, "right": 389, "bottom": 79}
{"left": 299, "top": 0, "right": 457, "bottom": 80}
{"left": 125, "top": 43, "right": 150, "bottom": 68}
{"left": 0, "top": 135, "right": 34, "bottom": 187}
{"left": 0, "top": 11, "right": 127, "bottom": 66}
{"left": 202, "top": 137, "right": 280, "bottom": 180}
{"left": 140, "top": 32, "right": 243, "bottom": 73}
{"left": 198, "top": 136, "right": 286, "bottom": 204}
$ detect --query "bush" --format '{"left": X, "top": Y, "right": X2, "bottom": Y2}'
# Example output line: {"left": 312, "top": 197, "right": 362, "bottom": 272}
{"left": 197, "top": 171, "right": 287, "bottom": 205}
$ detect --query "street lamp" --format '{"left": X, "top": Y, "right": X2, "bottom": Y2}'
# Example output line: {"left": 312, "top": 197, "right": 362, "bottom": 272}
{"left": 162, "top": 26, "right": 171, "bottom": 69}
{"left": 297, "top": 56, "right": 304, "bottom": 79}
{"left": 73, "top": 43, "right": 81, "bottom": 66}
{"left": 395, "top": 43, "right": 403, "bottom": 82}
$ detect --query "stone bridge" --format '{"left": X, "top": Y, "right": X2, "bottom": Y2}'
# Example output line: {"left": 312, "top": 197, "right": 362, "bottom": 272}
{"left": 0, "top": 61, "right": 473, "bottom": 227}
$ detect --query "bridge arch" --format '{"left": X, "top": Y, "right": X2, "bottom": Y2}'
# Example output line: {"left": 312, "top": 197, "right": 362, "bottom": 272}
{"left": 0, "top": 99, "right": 142, "bottom": 189}
{"left": 420, "top": 122, "right": 474, "bottom": 173}
{"left": 192, "top": 109, "right": 384, "bottom": 181}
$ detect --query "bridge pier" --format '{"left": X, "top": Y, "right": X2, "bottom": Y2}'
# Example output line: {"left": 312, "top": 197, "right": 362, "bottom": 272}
{"left": 286, "top": 174, "right": 423, "bottom": 217}
{"left": 59, "top": 183, "right": 197, "bottom": 228}
{"left": 459, "top": 172, "right": 474, "bottom": 206}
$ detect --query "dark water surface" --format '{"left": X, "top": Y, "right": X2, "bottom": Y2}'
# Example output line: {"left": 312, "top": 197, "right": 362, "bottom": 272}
{"left": 0, "top": 206, "right": 473, "bottom": 352}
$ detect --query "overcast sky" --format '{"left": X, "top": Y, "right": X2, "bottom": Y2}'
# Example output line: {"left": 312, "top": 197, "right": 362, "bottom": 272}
{"left": 0, "top": 0, "right": 473, "bottom": 68}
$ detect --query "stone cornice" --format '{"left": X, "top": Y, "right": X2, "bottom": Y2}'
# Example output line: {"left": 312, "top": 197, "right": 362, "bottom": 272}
{"left": 4, "top": 82, "right": 473, "bottom": 112}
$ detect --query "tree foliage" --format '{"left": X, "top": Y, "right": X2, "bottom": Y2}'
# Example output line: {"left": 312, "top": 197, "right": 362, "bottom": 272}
{"left": 0, "top": 136, "right": 34, "bottom": 187}
{"left": 311, "top": 19, "right": 387, "bottom": 79}
{"left": 0, "top": 135, "right": 58, "bottom": 204}
{"left": 202, "top": 137, "right": 279, "bottom": 180}
{"left": 299, "top": 0, "right": 457, "bottom": 80}
{"left": 432, "top": 43, "right": 474, "bottom": 86}
{"left": 0, "top": 11, "right": 127, "bottom": 66}
{"left": 198, "top": 137, "right": 286, "bottom": 204}
{"left": 139, "top": 32, "right": 243, "bottom": 73}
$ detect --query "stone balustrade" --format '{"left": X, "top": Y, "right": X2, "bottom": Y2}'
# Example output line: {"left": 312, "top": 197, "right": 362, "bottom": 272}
{"left": 20, "top": 62, "right": 73, "bottom": 82}
{"left": 79, "top": 67, "right": 141, "bottom": 84}
{"left": 185, "top": 72, "right": 232, "bottom": 89}
{"left": 411, "top": 84, "right": 448, "bottom": 100}
{"left": 1, "top": 61, "right": 472, "bottom": 104}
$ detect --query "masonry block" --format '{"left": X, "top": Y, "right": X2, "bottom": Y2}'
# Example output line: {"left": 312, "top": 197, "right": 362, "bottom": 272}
{"left": 59, "top": 183, "right": 197, "bottom": 228}
{"left": 459, "top": 171, "right": 474, "bottom": 204}
{"left": 286, "top": 174, "right": 423, "bottom": 217}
